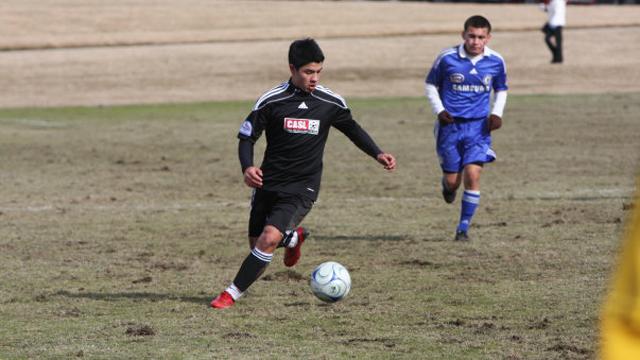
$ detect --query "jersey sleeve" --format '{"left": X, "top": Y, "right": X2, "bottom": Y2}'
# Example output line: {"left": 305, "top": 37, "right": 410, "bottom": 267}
{"left": 237, "top": 107, "right": 268, "bottom": 143}
{"left": 493, "top": 60, "right": 509, "bottom": 92}
{"left": 426, "top": 53, "right": 446, "bottom": 87}
{"left": 426, "top": 63, "right": 442, "bottom": 87}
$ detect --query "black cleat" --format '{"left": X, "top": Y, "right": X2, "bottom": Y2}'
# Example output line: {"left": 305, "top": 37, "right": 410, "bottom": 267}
{"left": 441, "top": 178, "right": 457, "bottom": 204}
{"left": 454, "top": 231, "right": 469, "bottom": 241}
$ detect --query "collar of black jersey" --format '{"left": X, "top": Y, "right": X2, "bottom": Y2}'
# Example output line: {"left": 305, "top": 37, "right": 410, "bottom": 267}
{"left": 287, "top": 79, "right": 313, "bottom": 95}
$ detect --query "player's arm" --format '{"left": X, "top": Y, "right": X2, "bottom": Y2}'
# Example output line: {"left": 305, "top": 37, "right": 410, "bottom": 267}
{"left": 333, "top": 112, "right": 396, "bottom": 171}
{"left": 488, "top": 90, "right": 508, "bottom": 131}
{"left": 425, "top": 52, "right": 454, "bottom": 125}
{"left": 237, "top": 111, "right": 265, "bottom": 188}
{"left": 238, "top": 139, "right": 263, "bottom": 188}
{"left": 425, "top": 83, "right": 454, "bottom": 125}
{"left": 488, "top": 60, "right": 509, "bottom": 131}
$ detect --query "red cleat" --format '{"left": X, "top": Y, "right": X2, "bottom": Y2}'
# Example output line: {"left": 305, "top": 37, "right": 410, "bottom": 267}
{"left": 284, "top": 227, "right": 308, "bottom": 267}
{"left": 210, "top": 291, "right": 235, "bottom": 309}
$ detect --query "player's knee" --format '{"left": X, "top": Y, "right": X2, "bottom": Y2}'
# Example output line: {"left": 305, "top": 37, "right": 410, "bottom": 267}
{"left": 443, "top": 173, "right": 461, "bottom": 191}
{"left": 444, "top": 180, "right": 457, "bottom": 192}
{"left": 463, "top": 175, "right": 481, "bottom": 189}
{"left": 256, "top": 226, "right": 283, "bottom": 251}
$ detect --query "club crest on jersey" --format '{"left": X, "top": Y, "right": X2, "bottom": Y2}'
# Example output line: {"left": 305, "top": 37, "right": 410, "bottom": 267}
{"left": 239, "top": 120, "right": 252, "bottom": 136}
{"left": 483, "top": 75, "right": 492, "bottom": 86}
{"left": 283, "top": 118, "right": 320, "bottom": 135}
{"left": 450, "top": 73, "right": 465, "bottom": 84}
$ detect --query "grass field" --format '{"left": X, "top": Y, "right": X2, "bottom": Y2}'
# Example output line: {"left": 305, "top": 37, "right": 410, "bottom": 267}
{"left": 0, "top": 93, "right": 639, "bottom": 359}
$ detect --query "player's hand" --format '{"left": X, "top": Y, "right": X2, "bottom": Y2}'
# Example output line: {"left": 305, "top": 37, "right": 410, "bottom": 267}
{"left": 488, "top": 114, "right": 502, "bottom": 132}
{"left": 243, "top": 166, "right": 263, "bottom": 188}
{"left": 376, "top": 153, "right": 396, "bottom": 172}
{"left": 438, "top": 110, "right": 454, "bottom": 125}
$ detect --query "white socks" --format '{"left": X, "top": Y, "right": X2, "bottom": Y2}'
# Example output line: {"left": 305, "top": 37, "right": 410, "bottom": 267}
{"left": 225, "top": 283, "right": 243, "bottom": 301}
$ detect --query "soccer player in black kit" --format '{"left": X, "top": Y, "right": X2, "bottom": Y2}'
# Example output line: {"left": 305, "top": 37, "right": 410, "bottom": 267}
{"left": 211, "top": 38, "right": 396, "bottom": 309}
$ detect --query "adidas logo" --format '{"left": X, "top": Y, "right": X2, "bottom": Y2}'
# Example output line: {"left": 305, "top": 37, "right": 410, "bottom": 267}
{"left": 470, "top": 68, "right": 478, "bottom": 75}
{"left": 298, "top": 102, "right": 308, "bottom": 109}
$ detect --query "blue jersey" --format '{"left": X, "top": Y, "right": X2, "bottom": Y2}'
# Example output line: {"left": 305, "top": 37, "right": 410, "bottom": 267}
{"left": 426, "top": 45, "right": 508, "bottom": 119}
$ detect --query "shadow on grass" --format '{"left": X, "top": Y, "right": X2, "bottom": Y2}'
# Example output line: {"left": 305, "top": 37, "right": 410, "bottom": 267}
{"left": 314, "top": 234, "right": 448, "bottom": 242}
{"left": 53, "top": 290, "right": 209, "bottom": 304}
{"left": 313, "top": 234, "right": 407, "bottom": 241}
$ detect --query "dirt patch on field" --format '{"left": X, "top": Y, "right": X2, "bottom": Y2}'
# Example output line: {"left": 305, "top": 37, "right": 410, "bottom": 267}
{"left": 1, "top": 0, "right": 640, "bottom": 107}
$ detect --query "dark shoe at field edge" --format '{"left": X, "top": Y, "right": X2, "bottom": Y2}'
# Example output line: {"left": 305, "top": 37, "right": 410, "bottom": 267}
{"left": 454, "top": 231, "right": 469, "bottom": 242}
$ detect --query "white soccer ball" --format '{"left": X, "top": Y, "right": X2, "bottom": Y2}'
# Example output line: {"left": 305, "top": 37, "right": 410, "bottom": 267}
{"left": 310, "top": 261, "right": 351, "bottom": 302}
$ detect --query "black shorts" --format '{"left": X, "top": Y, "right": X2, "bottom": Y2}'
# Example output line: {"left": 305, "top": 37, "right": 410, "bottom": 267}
{"left": 248, "top": 188, "right": 314, "bottom": 237}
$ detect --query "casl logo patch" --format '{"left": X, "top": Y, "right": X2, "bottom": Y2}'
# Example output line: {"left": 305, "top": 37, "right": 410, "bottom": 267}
{"left": 283, "top": 118, "right": 320, "bottom": 135}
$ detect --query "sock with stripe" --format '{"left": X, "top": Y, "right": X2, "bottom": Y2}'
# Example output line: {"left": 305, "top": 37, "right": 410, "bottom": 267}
{"left": 231, "top": 247, "right": 273, "bottom": 294}
{"left": 457, "top": 190, "right": 480, "bottom": 233}
{"left": 224, "top": 283, "right": 243, "bottom": 301}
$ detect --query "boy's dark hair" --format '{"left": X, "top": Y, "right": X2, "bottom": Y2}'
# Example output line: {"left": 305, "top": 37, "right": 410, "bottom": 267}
{"left": 464, "top": 15, "right": 492, "bottom": 33}
{"left": 288, "top": 38, "right": 325, "bottom": 69}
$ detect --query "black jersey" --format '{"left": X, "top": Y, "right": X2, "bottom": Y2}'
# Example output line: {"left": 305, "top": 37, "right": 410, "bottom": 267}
{"left": 237, "top": 80, "right": 382, "bottom": 201}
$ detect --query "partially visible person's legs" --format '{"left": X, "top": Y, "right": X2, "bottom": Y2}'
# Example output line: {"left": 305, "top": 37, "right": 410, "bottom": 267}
{"left": 544, "top": 25, "right": 563, "bottom": 63}
{"left": 553, "top": 26, "right": 563, "bottom": 63}
{"left": 544, "top": 25, "right": 557, "bottom": 62}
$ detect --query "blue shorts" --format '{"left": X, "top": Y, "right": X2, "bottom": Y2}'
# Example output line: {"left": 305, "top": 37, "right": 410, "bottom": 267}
{"left": 434, "top": 117, "right": 496, "bottom": 173}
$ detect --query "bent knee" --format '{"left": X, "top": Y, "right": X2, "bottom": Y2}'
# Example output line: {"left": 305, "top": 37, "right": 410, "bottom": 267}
{"left": 256, "top": 226, "right": 283, "bottom": 250}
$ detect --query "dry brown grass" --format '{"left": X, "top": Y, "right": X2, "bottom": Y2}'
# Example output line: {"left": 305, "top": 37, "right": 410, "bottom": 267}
{"left": 1, "top": 0, "right": 640, "bottom": 108}
{"left": 1, "top": 94, "right": 638, "bottom": 358}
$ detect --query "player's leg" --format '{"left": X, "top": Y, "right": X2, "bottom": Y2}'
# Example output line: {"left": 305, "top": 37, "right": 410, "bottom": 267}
{"left": 455, "top": 163, "right": 482, "bottom": 241}
{"left": 211, "top": 225, "right": 282, "bottom": 309}
{"left": 272, "top": 193, "right": 313, "bottom": 267}
{"left": 246, "top": 188, "right": 270, "bottom": 250}
{"left": 553, "top": 27, "right": 563, "bottom": 63}
{"left": 211, "top": 191, "right": 313, "bottom": 308}
{"left": 544, "top": 26, "right": 556, "bottom": 62}
{"left": 442, "top": 171, "right": 462, "bottom": 204}
{"left": 233, "top": 225, "right": 282, "bottom": 290}
{"left": 211, "top": 189, "right": 275, "bottom": 309}
{"left": 435, "top": 121, "right": 463, "bottom": 203}
{"left": 454, "top": 119, "right": 495, "bottom": 241}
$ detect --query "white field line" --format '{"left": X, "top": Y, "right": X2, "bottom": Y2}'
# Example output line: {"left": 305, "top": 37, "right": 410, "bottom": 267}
{"left": 0, "top": 188, "right": 634, "bottom": 214}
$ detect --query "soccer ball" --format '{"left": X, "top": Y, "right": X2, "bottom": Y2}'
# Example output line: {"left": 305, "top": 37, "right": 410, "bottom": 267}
{"left": 310, "top": 261, "right": 351, "bottom": 302}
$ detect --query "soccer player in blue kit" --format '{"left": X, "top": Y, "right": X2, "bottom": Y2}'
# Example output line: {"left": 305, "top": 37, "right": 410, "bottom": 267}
{"left": 425, "top": 15, "right": 508, "bottom": 241}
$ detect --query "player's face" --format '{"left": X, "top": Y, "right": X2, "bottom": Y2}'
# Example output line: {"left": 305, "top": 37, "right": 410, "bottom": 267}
{"left": 462, "top": 26, "right": 491, "bottom": 57}
{"left": 290, "top": 62, "right": 323, "bottom": 93}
